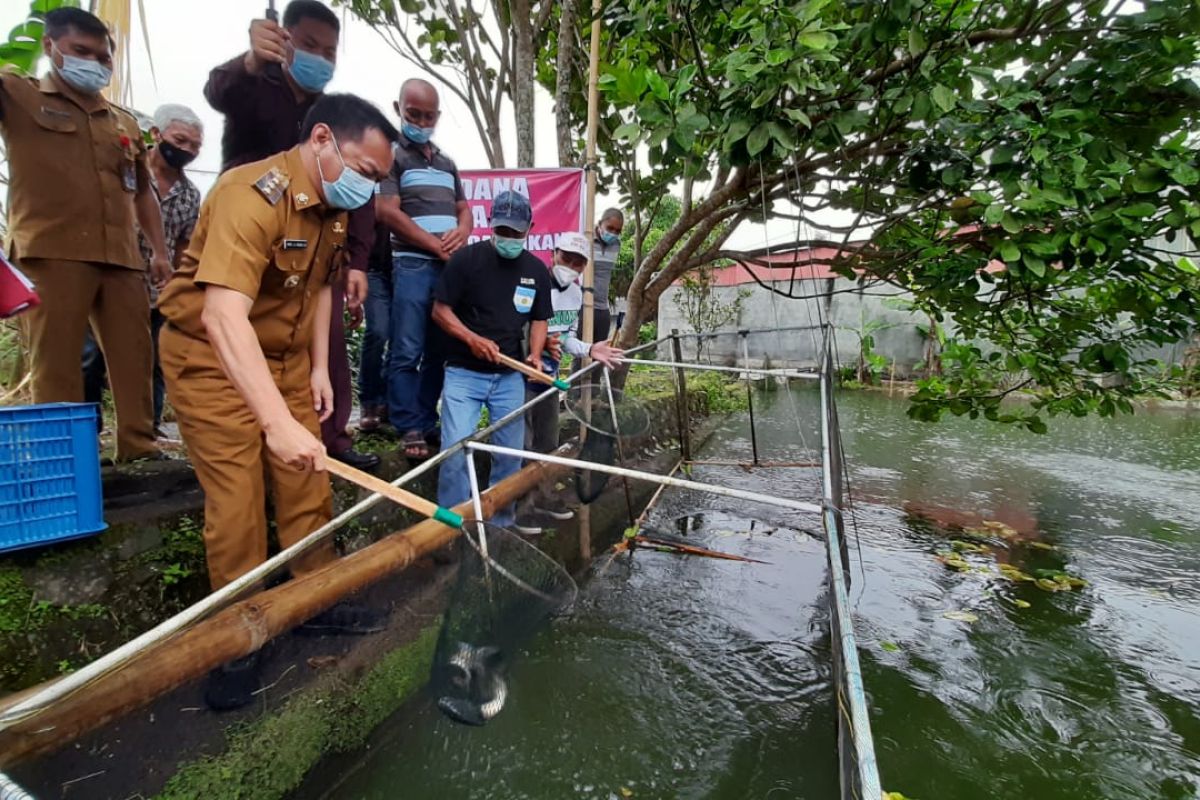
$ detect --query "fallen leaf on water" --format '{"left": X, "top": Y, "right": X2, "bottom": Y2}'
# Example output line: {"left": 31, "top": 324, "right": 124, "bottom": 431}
{"left": 942, "top": 610, "right": 979, "bottom": 624}
{"left": 998, "top": 563, "right": 1034, "bottom": 582}
{"left": 951, "top": 540, "right": 991, "bottom": 554}
{"left": 1014, "top": 599, "right": 1032, "bottom": 609}
{"left": 880, "top": 641, "right": 900, "bottom": 653}
{"left": 1027, "top": 541, "right": 1059, "bottom": 551}
{"left": 620, "top": 787, "right": 633, "bottom": 798}
{"left": 884, "top": 791, "right": 917, "bottom": 800}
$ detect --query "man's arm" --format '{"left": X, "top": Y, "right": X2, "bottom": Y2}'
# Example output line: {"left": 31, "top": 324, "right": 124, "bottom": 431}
{"left": 309, "top": 284, "right": 334, "bottom": 422}
{"left": 527, "top": 319, "right": 548, "bottom": 367}
{"left": 432, "top": 301, "right": 501, "bottom": 364}
{"left": 135, "top": 163, "right": 172, "bottom": 286}
{"left": 440, "top": 199, "right": 474, "bottom": 255}
{"left": 344, "top": 198, "right": 376, "bottom": 313}
{"left": 202, "top": 287, "right": 326, "bottom": 470}
{"left": 375, "top": 194, "right": 448, "bottom": 260}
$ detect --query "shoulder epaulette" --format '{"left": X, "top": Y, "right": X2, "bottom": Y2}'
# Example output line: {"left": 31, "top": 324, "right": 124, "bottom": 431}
{"left": 252, "top": 166, "right": 290, "bottom": 206}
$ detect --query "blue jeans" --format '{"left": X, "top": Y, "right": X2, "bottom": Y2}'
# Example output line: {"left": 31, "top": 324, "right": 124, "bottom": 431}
{"left": 438, "top": 367, "right": 525, "bottom": 527}
{"left": 358, "top": 270, "right": 392, "bottom": 410}
{"left": 387, "top": 255, "right": 444, "bottom": 435}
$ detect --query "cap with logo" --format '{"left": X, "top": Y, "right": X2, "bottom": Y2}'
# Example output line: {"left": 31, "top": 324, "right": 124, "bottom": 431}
{"left": 556, "top": 232, "right": 590, "bottom": 259}
{"left": 490, "top": 190, "right": 533, "bottom": 234}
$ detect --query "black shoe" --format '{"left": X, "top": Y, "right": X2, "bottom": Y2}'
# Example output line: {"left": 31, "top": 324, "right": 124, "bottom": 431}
{"left": 424, "top": 427, "right": 441, "bottom": 449}
{"left": 296, "top": 602, "right": 387, "bottom": 636}
{"left": 330, "top": 449, "right": 381, "bottom": 473}
{"left": 204, "top": 653, "right": 262, "bottom": 712}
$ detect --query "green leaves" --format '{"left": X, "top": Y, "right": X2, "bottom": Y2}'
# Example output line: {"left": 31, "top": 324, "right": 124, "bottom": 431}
{"left": 931, "top": 84, "right": 956, "bottom": 113}
{"left": 747, "top": 122, "right": 771, "bottom": 157}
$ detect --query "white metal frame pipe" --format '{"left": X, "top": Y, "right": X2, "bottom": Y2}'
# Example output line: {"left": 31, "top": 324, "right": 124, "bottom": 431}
{"left": 0, "top": 338, "right": 665, "bottom": 729}
{"left": 620, "top": 358, "right": 820, "bottom": 379}
{"left": 466, "top": 442, "right": 823, "bottom": 515}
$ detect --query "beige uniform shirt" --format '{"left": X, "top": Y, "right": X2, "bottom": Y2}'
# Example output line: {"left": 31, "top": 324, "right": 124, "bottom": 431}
{"left": 0, "top": 67, "right": 148, "bottom": 270}
{"left": 157, "top": 146, "right": 348, "bottom": 359}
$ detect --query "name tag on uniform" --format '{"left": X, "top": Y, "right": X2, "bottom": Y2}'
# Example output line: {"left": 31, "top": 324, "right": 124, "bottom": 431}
{"left": 513, "top": 285, "right": 536, "bottom": 314}
{"left": 283, "top": 239, "right": 309, "bottom": 250}
{"left": 121, "top": 162, "right": 137, "bottom": 193}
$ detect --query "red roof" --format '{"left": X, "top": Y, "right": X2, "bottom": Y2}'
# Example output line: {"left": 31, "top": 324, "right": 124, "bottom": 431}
{"left": 696, "top": 238, "right": 1005, "bottom": 287}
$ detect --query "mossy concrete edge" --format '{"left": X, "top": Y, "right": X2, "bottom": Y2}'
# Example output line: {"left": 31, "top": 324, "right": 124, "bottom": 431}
{"left": 153, "top": 624, "right": 439, "bottom": 800}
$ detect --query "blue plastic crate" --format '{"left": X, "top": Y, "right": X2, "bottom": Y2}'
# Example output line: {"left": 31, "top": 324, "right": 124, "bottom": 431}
{"left": 0, "top": 403, "right": 106, "bottom": 553}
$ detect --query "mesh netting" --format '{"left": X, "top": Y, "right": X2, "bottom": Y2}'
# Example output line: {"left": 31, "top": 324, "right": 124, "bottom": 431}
{"left": 564, "top": 383, "right": 649, "bottom": 504}
{"left": 430, "top": 521, "right": 577, "bottom": 726}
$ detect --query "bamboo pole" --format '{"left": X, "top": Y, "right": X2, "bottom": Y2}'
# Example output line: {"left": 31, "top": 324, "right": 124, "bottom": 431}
{"left": 577, "top": 0, "right": 603, "bottom": 563}
{"left": 0, "top": 460, "right": 565, "bottom": 767}
{"left": 670, "top": 332, "right": 692, "bottom": 463}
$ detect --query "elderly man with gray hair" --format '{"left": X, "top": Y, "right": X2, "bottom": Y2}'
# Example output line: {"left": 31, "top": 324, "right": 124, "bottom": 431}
{"left": 81, "top": 103, "right": 205, "bottom": 438}
{"left": 143, "top": 104, "right": 203, "bottom": 432}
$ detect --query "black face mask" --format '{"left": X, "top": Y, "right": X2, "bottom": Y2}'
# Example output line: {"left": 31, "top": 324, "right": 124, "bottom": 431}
{"left": 157, "top": 140, "right": 197, "bottom": 169}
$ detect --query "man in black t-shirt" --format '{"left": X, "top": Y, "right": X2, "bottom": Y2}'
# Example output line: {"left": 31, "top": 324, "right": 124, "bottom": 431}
{"left": 432, "top": 191, "right": 551, "bottom": 526}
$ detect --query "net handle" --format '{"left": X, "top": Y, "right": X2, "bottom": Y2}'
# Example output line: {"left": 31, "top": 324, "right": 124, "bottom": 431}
{"left": 496, "top": 353, "right": 570, "bottom": 390}
{"left": 326, "top": 459, "right": 463, "bottom": 528}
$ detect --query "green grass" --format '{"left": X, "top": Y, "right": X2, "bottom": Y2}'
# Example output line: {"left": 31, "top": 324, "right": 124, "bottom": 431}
{"left": 156, "top": 625, "right": 439, "bottom": 800}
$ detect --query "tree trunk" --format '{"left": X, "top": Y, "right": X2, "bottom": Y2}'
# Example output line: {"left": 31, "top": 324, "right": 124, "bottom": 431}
{"left": 554, "top": 0, "right": 581, "bottom": 165}
{"left": 511, "top": 0, "right": 536, "bottom": 167}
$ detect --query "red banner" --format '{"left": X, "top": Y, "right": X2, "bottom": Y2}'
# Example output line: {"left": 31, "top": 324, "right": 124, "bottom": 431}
{"left": 459, "top": 168, "right": 585, "bottom": 266}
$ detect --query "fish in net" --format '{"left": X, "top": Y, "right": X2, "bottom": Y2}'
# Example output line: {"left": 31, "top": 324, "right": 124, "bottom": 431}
{"left": 430, "top": 521, "right": 577, "bottom": 726}
{"left": 563, "top": 381, "right": 651, "bottom": 504}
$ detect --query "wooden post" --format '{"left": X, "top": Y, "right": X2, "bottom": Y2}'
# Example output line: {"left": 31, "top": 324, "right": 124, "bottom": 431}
{"left": 0, "top": 460, "right": 566, "bottom": 767}
{"left": 671, "top": 331, "right": 692, "bottom": 463}
{"left": 576, "top": 0, "right": 603, "bottom": 563}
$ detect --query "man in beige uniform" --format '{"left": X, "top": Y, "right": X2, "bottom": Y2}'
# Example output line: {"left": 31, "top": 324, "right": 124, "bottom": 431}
{"left": 157, "top": 93, "right": 398, "bottom": 710}
{"left": 0, "top": 8, "right": 171, "bottom": 461}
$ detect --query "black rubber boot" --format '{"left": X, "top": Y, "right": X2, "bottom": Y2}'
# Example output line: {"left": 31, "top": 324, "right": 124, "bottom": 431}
{"left": 204, "top": 653, "right": 263, "bottom": 712}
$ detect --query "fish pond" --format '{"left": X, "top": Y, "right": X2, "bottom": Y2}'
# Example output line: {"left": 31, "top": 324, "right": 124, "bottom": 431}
{"left": 303, "top": 386, "right": 1200, "bottom": 800}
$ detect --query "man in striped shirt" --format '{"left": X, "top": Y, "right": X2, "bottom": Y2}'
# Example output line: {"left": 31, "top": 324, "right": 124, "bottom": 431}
{"left": 376, "top": 78, "right": 472, "bottom": 460}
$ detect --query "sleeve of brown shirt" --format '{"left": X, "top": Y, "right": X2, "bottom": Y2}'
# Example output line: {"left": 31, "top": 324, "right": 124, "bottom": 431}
{"left": 345, "top": 195, "right": 377, "bottom": 272}
{"left": 193, "top": 181, "right": 278, "bottom": 298}
{"left": 204, "top": 54, "right": 256, "bottom": 117}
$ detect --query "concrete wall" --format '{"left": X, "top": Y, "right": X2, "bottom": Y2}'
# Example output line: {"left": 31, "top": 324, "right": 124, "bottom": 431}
{"left": 658, "top": 275, "right": 1194, "bottom": 378}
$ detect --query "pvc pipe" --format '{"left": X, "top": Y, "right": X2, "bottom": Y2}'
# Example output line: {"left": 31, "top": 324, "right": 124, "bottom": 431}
{"left": 466, "top": 442, "right": 823, "bottom": 515}
{"left": 620, "top": 358, "right": 819, "bottom": 379}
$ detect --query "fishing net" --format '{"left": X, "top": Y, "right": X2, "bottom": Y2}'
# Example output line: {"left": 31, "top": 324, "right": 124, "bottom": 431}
{"left": 430, "top": 521, "right": 577, "bottom": 726}
{"left": 563, "top": 382, "right": 651, "bottom": 504}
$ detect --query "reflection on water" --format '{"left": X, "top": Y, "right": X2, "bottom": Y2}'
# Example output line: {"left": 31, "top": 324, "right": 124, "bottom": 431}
{"left": 321, "top": 387, "right": 1200, "bottom": 800}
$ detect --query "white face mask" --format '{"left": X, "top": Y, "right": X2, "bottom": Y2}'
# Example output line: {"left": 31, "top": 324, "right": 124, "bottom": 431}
{"left": 552, "top": 264, "right": 581, "bottom": 286}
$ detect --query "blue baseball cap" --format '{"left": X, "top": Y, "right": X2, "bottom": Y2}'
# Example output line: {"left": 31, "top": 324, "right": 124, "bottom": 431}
{"left": 490, "top": 190, "right": 533, "bottom": 234}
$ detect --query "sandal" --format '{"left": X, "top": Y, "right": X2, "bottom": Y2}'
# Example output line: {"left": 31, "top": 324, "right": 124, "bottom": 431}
{"left": 402, "top": 430, "right": 432, "bottom": 461}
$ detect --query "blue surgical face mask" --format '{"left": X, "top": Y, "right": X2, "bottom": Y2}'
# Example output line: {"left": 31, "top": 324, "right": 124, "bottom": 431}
{"left": 289, "top": 48, "right": 334, "bottom": 94}
{"left": 53, "top": 47, "right": 111, "bottom": 95}
{"left": 494, "top": 235, "right": 526, "bottom": 260}
{"left": 317, "top": 134, "right": 375, "bottom": 210}
{"left": 600, "top": 229, "right": 621, "bottom": 246}
{"left": 402, "top": 120, "right": 436, "bottom": 145}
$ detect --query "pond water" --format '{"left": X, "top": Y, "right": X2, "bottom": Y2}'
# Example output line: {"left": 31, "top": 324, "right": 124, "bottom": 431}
{"left": 314, "top": 386, "right": 1200, "bottom": 799}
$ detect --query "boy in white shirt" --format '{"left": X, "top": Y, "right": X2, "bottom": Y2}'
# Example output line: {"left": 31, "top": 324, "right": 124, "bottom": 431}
{"left": 516, "top": 232, "right": 623, "bottom": 533}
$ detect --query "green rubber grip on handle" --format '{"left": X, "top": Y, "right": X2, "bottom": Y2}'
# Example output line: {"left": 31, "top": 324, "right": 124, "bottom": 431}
{"left": 433, "top": 507, "right": 464, "bottom": 528}
{"left": 552, "top": 378, "right": 570, "bottom": 391}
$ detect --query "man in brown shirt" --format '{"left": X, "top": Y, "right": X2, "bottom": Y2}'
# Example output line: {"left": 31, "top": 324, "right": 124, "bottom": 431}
{"left": 157, "top": 93, "right": 397, "bottom": 710}
{"left": 0, "top": 8, "right": 172, "bottom": 462}
{"left": 204, "top": 0, "right": 379, "bottom": 472}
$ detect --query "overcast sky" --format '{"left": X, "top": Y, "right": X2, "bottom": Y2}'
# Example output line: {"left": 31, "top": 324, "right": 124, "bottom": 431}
{"left": 0, "top": 1, "right": 801, "bottom": 250}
